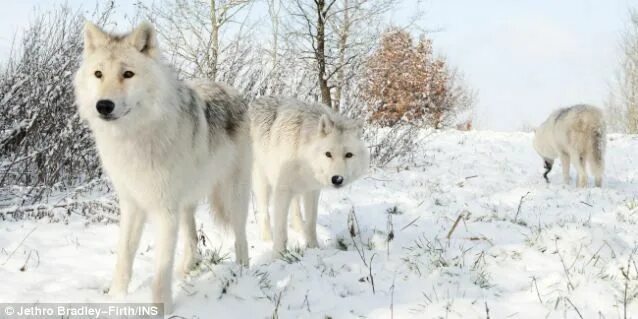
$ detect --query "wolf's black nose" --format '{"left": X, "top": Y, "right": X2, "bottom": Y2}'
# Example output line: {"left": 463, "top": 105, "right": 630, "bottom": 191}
{"left": 331, "top": 175, "right": 344, "bottom": 186}
{"left": 96, "top": 100, "right": 115, "bottom": 115}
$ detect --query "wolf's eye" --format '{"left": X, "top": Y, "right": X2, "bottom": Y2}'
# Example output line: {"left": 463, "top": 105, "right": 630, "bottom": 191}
{"left": 123, "top": 71, "right": 135, "bottom": 79}
{"left": 94, "top": 71, "right": 102, "bottom": 78}
{"left": 325, "top": 152, "right": 332, "bottom": 158}
{"left": 345, "top": 152, "right": 353, "bottom": 158}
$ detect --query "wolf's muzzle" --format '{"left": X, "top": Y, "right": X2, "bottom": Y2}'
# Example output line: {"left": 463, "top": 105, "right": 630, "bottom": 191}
{"left": 96, "top": 99, "right": 115, "bottom": 116}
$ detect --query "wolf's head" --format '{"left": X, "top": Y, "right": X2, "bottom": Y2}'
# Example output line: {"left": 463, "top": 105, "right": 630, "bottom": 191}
{"left": 74, "top": 21, "right": 172, "bottom": 128}
{"left": 305, "top": 115, "right": 370, "bottom": 189}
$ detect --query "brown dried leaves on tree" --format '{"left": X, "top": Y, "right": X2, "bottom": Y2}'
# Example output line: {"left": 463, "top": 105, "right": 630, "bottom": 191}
{"left": 363, "top": 29, "right": 456, "bottom": 128}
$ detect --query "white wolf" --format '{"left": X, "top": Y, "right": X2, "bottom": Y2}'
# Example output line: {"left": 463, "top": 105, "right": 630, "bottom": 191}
{"left": 533, "top": 104, "right": 606, "bottom": 187}
{"left": 249, "top": 97, "right": 369, "bottom": 255}
{"left": 73, "top": 22, "right": 251, "bottom": 311}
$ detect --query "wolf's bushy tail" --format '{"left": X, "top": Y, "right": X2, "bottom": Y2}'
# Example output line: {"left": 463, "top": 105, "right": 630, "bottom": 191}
{"left": 589, "top": 124, "right": 606, "bottom": 179}
{"left": 593, "top": 126, "right": 605, "bottom": 162}
{"left": 208, "top": 161, "right": 252, "bottom": 233}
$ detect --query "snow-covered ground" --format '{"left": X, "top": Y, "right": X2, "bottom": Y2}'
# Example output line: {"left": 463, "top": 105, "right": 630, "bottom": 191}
{"left": 2, "top": 130, "right": 638, "bottom": 318}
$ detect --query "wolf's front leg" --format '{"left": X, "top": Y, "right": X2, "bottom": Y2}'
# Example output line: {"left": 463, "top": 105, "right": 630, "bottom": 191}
{"left": 151, "top": 211, "right": 178, "bottom": 313}
{"left": 272, "top": 188, "right": 293, "bottom": 256}
{"left": 224, "top": 167, "right": 251, "bottom": 266}
{"left": 109, "top": 197, "right": 146, "bottom": 297}
{"left": 178, "top": 205, "right": 199, "bottom": 277}
{"left": 302, "top": 191, "right": 320, "bottom": 248}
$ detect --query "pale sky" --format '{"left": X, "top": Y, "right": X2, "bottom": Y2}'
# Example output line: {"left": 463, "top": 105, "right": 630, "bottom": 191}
{"left": 407, "top": 0, "right": 634, "bottom": 130}
{"left": 0, "top": 0, "right": 634, "bottom": 130}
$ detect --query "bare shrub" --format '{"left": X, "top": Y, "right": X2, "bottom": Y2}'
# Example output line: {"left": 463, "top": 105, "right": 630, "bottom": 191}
{"left": 364, "top": 124, "right": 423, "bottom": 167}
{"left": 0, "top": 5, "right": 114, "bottom": 219}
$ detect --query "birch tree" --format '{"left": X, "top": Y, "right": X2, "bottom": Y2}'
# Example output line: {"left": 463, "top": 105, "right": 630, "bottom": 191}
{"left": 142, "top": 0, "right": 254, "bottom": 79}
{"left": 285, "top": 0, "right": 399, "bottom": 111}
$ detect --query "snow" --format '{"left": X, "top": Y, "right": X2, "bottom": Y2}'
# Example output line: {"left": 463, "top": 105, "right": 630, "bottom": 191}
{"left": 2, "top": 130, "right": 638, "bottom": 318}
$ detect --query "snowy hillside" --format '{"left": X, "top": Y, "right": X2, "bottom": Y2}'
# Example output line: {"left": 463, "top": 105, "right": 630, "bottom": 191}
{"left": 2, "top": 130, "right": 638, "bottom": 318}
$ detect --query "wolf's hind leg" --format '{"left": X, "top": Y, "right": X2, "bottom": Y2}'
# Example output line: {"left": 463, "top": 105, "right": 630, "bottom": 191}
{"left": 593, "top": 167, "right": 604, "bottom": 187}
{"left": 560, "top": 152, "right": 570, "bottom": 185}
{"left": 253, "top": 169, "right": 272, "bottom": 241}
{"left": 574, "top": 153, "right": 588, "bottom": 187}
{"left": 228, "top": 171, "right": 251, "bottom": 266}
{"left": 589, "top": 152, "right": 604, "bottom": 188}
{"left": 178, "top": 204, "right": 199, "bottom": 277}
{"left": 109, "top": 197, "right": 145, "bottom": 297}
{"left": 211, "top": 165, "right": 251, "bottom": 266}
{"left": 272, "top": 187, "right": 293, "bottom": 256}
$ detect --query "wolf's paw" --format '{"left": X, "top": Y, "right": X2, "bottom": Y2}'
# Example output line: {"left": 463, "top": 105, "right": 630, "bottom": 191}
{"left": 105, "top": 285, "right": 128, "bottom": 299}
{"left": 271, "top": 246, "right": 287, "bottom": 260}
{"left": 306, "top": 239, "right": 319, "bottom": 249}
{"left": 178, "top": 257, "right": 201, "bottom": 279}
{"left": 158, "top": 301, "right": 173, "bottom": 315}
{"left": 152, "top": 287, "right": 173, "bottom": 315}
{"left": 236, "top": 255, "right": 250, "bottom": 268}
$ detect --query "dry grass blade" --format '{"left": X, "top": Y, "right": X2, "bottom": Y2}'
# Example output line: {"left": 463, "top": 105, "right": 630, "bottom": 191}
{"left": 446, "top": 212, "right": 464, "bottom": 240}
{"left": 2, "top": 227, "right": 37, "bottom": 266}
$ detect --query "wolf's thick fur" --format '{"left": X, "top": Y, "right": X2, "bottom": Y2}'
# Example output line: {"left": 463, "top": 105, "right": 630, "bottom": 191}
{"left": 74, "top": 22, "right": 251, "bottom": 311}
{"left": 533, "top": 104, "right": 606, "bottom": 187}
{"left": 249, "top": 97, "right": 369, "bottom": 254}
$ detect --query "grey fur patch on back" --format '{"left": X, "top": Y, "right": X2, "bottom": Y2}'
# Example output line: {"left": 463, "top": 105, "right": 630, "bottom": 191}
{"left": 195, "top": 82, "right": 248, "bottom": 139}
{"left": 176, "top": 80, "right": 248, "bottom": 143}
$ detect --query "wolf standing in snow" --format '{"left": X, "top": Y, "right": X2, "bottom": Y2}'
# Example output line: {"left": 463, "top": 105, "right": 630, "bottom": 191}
{"left": 73, "top": 22, "right": 251, "bottom": 311}
{"left": 250, "top": 97, "right": 369, "bottom": 255}
{"left": 533, "top": 104, "right": 606, "bottom": 187}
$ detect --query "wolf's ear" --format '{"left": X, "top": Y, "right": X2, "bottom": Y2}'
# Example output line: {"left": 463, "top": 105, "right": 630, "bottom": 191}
{"left": 319, "top": 114, "right": 334, "bottom": 136}
{"left": 127, "top": 22, "right": 158, "bottom": 58}
{"left": 83, "top": 21, "right": 108, "bottom": 55}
